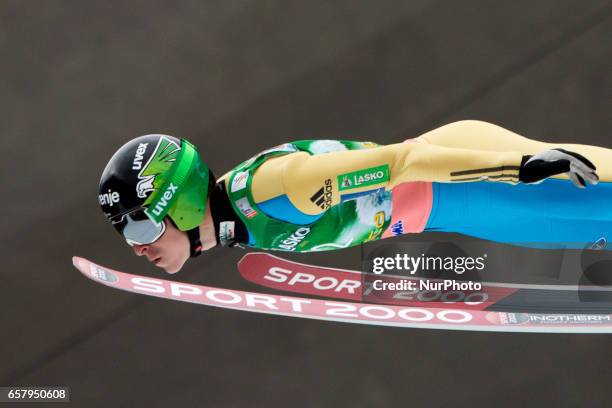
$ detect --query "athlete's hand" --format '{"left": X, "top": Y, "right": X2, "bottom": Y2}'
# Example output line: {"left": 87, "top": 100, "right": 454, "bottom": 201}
{"left": 519, "top": 148, "right": 599, "bottom": 188}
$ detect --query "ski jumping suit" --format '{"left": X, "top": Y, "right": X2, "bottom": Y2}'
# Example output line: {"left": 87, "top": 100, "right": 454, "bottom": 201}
{"left": 221, "top": 120, "right": 612, "bottom": 251}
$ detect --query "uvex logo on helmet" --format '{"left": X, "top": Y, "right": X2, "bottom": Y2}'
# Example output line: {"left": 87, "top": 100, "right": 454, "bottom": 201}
{"left": 149, "top": 183, "right": 178, "bottom": 217}
{"left": 135, "top": 137, "right": 181, "bottom": 199}
{"left": 132, "top": 142, "right": 149, "bottom": 170}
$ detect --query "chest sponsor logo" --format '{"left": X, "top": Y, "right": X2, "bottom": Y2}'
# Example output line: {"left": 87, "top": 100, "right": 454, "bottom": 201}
{"left": 310, "top": 179, "right": 333, "bottom": 209}
{"left": 235, "top": 197, "right": 258, "bottom": 219}
{"left": 278, "top": 227, "right": 311, "bottom": 251}
{"left": 99, "top": 189, "right": 120, "bottom": 207}
{"left": 231, "top": 171, "right": 249, "bottom": 192}
{"left": 338, "top": 165, "right": 389, "bottom": 191}
{"left": 219, "top": 221, "right": 236, "bottom": 246}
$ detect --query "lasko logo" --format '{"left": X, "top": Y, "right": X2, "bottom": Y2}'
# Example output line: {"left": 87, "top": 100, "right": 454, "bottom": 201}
{"left": 338, "top": 165, "right": 389, "bottom": 191}
{"left": 310, "top": 179, "right": 333, "bottom": 210}
{"left": 149, "top": 183, "right": 178, "bottom": 217}
{"left": 99, "top": 189, "right": 120, "bottom": 207}
{"left": 132, "top": 142, "right": 149, "bottom": 170}
{"left": 278, "top": 227, "right": 311, "bottom": 251}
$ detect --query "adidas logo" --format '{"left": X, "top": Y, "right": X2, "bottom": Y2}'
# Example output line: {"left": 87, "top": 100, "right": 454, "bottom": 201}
{"left": 310, "top": 179, "right": 333, "bottom": 210}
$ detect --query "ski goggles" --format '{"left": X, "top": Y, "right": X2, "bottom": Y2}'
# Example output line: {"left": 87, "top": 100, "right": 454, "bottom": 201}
{"left": 111, "top": 139, "right": 199, "bottom": 245}
{"left": 111, "top": 208, "right": 167, "bottom": 246}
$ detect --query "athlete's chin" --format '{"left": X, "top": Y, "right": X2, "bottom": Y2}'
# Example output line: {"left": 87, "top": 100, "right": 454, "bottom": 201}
{"left": 159, "top": 259, "right": 186, "bottom": 274}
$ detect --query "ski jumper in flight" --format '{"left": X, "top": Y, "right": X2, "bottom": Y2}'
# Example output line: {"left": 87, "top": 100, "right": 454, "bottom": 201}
{"left": 217, "top": 120, "right": 608, "bottom": 252}
{"left": 98, "top": 120, "right": 608, "bottom": 273}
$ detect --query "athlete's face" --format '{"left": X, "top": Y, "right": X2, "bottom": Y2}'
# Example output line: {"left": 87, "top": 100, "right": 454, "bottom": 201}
{"left": 132, "top": 218, "right": 190, "bottom": 274}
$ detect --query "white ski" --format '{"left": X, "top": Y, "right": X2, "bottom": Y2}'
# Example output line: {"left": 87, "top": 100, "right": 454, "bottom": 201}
{"left": 73, "top": 256, "right": 612, "bottom": 334}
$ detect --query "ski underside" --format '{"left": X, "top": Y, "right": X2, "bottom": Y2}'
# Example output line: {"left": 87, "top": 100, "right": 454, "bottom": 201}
{"left": 73, "top": 254, "right": 612, "bottom": 334}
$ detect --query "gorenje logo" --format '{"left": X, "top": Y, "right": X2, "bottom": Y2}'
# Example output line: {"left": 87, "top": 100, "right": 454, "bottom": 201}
{"left": 310, "top": 179, "right": 333, "bottom": 209}
{"left": 149, "top": 183, "right": 178, "bottom": 217}
{"left": 338, "top": 165, "right": 389, "bottom": 191}
{"left": 132, "top": 142, "right": 149, "bottom": 170}
{"left": 278, "top": 227, "right": 311, "bottom": 251}
{"left": 99, "top": 189, "right": 120, "bottom": 207}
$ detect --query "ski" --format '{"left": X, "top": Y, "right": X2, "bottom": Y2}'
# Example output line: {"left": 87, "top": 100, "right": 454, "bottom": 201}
{"left": 74, "top": 256, "right": 612, "bottom": 333}
{"left": 237, "top": 252, "right": 612, "bottom": 314}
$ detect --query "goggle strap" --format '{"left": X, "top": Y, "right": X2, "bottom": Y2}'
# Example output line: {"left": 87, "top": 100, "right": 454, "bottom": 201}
{"left": 187, "top": 227, "right": 203, "bottom": 257}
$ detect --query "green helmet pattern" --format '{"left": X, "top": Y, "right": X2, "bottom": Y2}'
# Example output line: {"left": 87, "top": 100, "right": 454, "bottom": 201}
{"left": 99, "top": 134, "right": 211, "bottom": 233}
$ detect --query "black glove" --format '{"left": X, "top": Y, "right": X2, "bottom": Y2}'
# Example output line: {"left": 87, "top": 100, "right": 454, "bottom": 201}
{"left": 519, "top": 148, "right": 599, "bottom": 188}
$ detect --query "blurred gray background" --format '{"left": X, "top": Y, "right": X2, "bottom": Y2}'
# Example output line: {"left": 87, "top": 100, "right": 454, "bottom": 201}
{"left": 1, "top": 1, "right": 611, "bottom": 407}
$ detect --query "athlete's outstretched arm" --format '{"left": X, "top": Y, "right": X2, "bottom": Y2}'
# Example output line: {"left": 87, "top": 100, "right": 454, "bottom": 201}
{"left": 251, "top": 134, "right": 597, "bottom": 217}
{"left": 251, "top": 140, "right": 526, "bottom": 216}
{"left": 418, "top": 120, "right": 607, "bottom": 182}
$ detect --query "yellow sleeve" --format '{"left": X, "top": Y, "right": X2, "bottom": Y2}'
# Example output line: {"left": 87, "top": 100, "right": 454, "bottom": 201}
{"left": 417, "top": 120, "right": 612, "bottom": 182}
{"left": 251, "top": 141, "right": 523, "bottom": 216}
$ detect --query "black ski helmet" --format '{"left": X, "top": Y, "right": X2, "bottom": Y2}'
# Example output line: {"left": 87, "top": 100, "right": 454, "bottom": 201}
{"left": 99, "top": 134, "right": 213, "bottom": 254}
